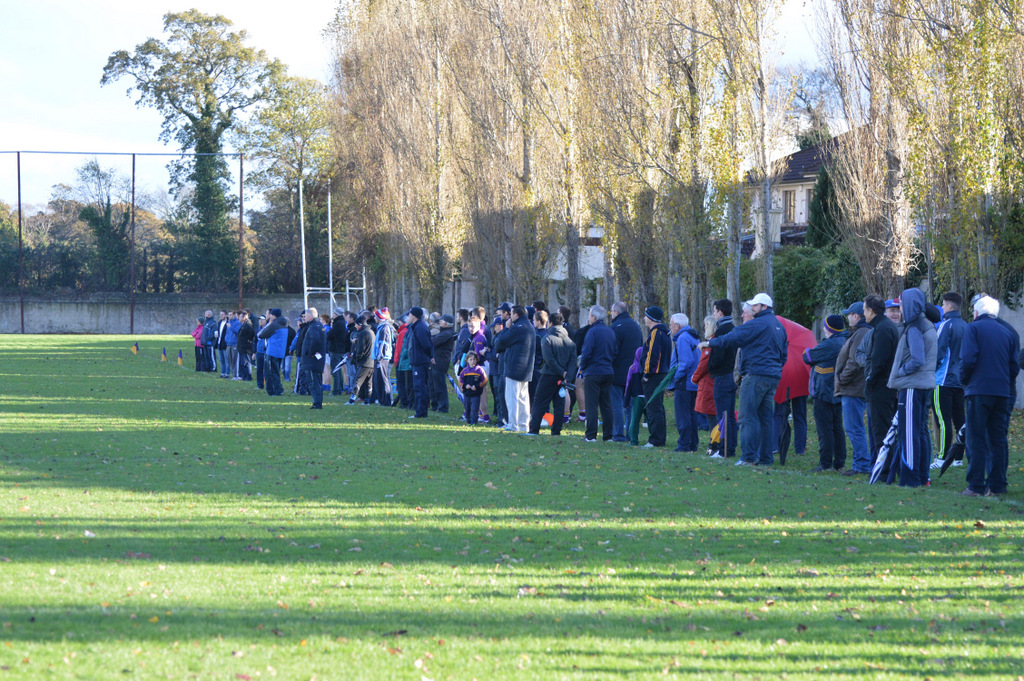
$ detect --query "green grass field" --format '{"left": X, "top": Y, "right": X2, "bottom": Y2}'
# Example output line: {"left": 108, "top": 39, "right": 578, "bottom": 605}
{"left": 1, "top": 335, "right": 1022, "bottom": 680}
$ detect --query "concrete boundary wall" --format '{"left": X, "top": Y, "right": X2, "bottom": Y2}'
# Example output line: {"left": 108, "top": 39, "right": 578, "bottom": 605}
{"left": 0, "top": 295, "right": 313, "bottom": 335}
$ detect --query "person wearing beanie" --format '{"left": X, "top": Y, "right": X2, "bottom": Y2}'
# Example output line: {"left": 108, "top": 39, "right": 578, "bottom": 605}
{"left": 803, "top": 314, "right": 849, "bottom": 472}
{"left": 639, "top": 305, "right": 673, "bottom": 448}
{"left": 833, "top": 301, "right": 871, "bottom": 474}
{"left": 371, "top": 307, "right": 395, "bottom": 407}
{"left": 406, "top": 306, "right": 434, "bottom": 417}
{"left": 701, "top": 292, "right": 787, "bottom": 466}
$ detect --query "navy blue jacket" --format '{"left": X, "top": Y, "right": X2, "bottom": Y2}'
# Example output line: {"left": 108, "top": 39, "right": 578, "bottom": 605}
{"left": 494, "top": 316, "right": 536, "bottom": 382}
{"left": 610, "top": 313, "right": 644, "bottom": 385}
{"left": 579, "top": 320, "right": 616, "bottom": 377}
{"left": 803, "top": 331, "right": 847, "bottom": 404}
{"left": 960, "top": 314, "right": 1020, "bottom": 398}
{"left": 935, "top": 310, "right": 967, "bottom": 388}
{"left": 407, "top": 318, "right": 434, "bottom": 367}
{"left": 708, "top": 308, "right": 787, "bottom": 379}
{"left": 707, "top": 317, "right": 736, "bottom": 377}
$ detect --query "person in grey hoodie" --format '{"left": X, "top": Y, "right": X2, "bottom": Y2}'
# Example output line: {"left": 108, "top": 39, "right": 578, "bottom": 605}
{"left": 886, "top": 287, "right": 938, "bottom": 488}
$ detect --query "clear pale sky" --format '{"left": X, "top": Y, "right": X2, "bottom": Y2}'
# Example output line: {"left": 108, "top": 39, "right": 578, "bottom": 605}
{"left": 0, "top": 0, "right": 815, "bottom": 210}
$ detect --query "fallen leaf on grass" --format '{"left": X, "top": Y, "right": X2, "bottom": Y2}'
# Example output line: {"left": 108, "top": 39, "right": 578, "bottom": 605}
{"left": 387, "top": 647, "right": 402, "bottom": 655}
{"left": 236, "top": 675, "right": 251, "bottom": 680}
{"left": 383, "top": 630, "right": 408, "bottom": 637}
{"left": 798, "top": 569, "right": 820, "bottom": 577}
{"left": 974, "top": 521, "right": 986, "bottom": 529}
{"left": 796, "top": 624, "right": 808, "bottom": 632}
{"left": 270, "top": 629, "right": 285, "bottom": 637}
{"left": 84, "top": 530, "right": 96, "bottom": 538}
{"left": 484, "top": 482, "right": 497, "bottom": 490}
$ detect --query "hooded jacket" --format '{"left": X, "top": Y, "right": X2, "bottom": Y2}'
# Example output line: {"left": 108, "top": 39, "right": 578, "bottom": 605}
{"left": 236, "top": 319, "right": 255, "bottom": 355}
{"left": 494, "top": 315, "right": 536, "bottom": 382}
{"left": 834, "top": 320, "right": 870, "bottom": 398}
{"left": 672, "top": 326, "right": 701, "bottom": 391}
{"left": 374, "top": 321, "right": 395, "bottom": 362}
{"left": 327, "top": 316, "right": 351, "bottom": 355}
{"left": 689, "top": 347, "right": 717, "bottom": 415}
{"left": 935, "top": 309, "right": 967, "bottom": 388}
{"left": 540, "top": 324, "right": 578, "bottom": 378}
{"left": 258, "top": 315, "right": 290, "bottom": 359}
{"left": 887, "top": 288, "right": 938, "bottom": 391}
{"left": 708, "top": 308, "right": 787, "bottom": 379}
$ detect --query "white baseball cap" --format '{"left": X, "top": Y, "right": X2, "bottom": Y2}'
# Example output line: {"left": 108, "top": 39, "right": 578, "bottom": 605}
{"left": 744, "top": 292, "right": 773, "bottom": 307}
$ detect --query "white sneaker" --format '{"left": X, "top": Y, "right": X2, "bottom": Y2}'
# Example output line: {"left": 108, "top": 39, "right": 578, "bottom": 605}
{"left": 929, "top": 458, "right": 944, "bottom": 469}
{"left": 709, "top": 453, "right": 724, "bottom": 459}
{"left": 642, "top": 443, "right": 656, "bottom": 448}
{"left": 951, "top": 459, "right": 963, "bottom": 467}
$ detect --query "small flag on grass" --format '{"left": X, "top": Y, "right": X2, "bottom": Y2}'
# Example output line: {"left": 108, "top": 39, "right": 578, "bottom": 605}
{"left": 177, "top": 350, "right": 184, "bottom": 366}
{"left": 161, "top": 347, "right": 167, "bottom": 362}
{"left": 130, "top": 342, "right": 139, "bottom": 355}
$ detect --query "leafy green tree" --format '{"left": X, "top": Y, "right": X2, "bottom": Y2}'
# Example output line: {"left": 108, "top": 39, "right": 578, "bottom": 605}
{"left": 807, "top": 164, "right": 841, "bottom": 249}
{"left": 101, "top": 9, "right": 282, "bottom": 291}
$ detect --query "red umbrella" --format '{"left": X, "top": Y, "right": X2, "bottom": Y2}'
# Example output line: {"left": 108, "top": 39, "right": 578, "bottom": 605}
{"left": 775, "top": 316, "right": 815, "bottom": 404}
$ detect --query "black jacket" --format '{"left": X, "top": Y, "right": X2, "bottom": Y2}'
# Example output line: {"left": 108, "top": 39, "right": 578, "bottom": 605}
{"left": 640, "top": 323, "right": 673, "bottom": 376}
{"left": 864, "top": 314, "right": 899, "bottom": 397}
{"left": 236, "top": 320, "right": 255, "bottom": 355}
{"left": 300, "top": 321, "right": 327, "bottom": 372}
{"left": 494, "top": 316, "right": 536, "bottom": 382}
{"left": 540, "top": 325, "right": 578, "bottom": 378}
{"left": 610, "top": 313, "right": 644, "bottom": 385}
{"left": 432, "top": 326, "right": 456, "bottom": 370}
{"left": 327, "top": 316, "right": 351, "bottom": 355}
{"left": 351, "top": 325, "right": 375, "bottom": 368}
{"left": 707, "top": 317, "right": 736, "bottom": 377}
{"left": 573, "top": 323, "right": 592, "bottom": 357}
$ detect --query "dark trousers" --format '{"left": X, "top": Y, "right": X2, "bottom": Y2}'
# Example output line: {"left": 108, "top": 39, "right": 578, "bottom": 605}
{"left": 304, "top": 365, "right": 323, "bottom": 407}
{"left": 265, "top": 356, "right": 283, "bottom": 396}
{"left": 774, "top": 395, "right": 808, "bottom": 458}
{"left": 642, "top": 373, "right": 668, "bottom": 446}
{"left": 867, "top": 388, "right": 898, "bottom": 461}
{"left": 194, "top": 347, "right": 205, "bottom": 371}
{"left": 331, "top": 357, "right": 346, "bottom": 395}
{"left": 464, "top": 394, "right": 481, "bottom": 424}
{"left": 352, "top": 366, "right": 373, "bottom": 403}
{"left": 205, "top": 346, "right": 217, "bottom": 372}
{"left": 712, "top": 374, "right": 738, "bottom": 457}
{"left": 584, "top": 373, "right": 614, "bottom": 441}
{"left": 934, "top": 385, "right": 965, "bottom": 460}
{"left": 491, "top": 373, "right": 507, "bottom": 425}
{"left": 397, "top": 369, "right": 414, "bottom": 407}
{"left": 965, "top": 394, "right": 1010, "bottom": 494}
{"left": 529, "top": 373, "right": 565, "bottom": 435}
{"left": 673, "top": 388, "right": 698, "bottom": 451}
{"left": 813, "top": 399, "right": 846, "bottom": 469}
{"left": 412, "top": 365, "right": 430, "bottom": 417}
{"left": 256, "top": 352, "right": 266, "bottom": 388}
{"left": 897, "top": 388, "right": 931, "bottom": 487}
{"left": 429, "top": 364, "right": 449, "bottom": 412}
{"left": 238, "top": 352, "right": 252, "bottom": 381}
{"left": 373, "top": 360, "right": 393, "bottom": 406}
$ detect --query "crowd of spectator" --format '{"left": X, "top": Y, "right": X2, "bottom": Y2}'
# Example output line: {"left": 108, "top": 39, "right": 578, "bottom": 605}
{"left": 189, "top": 287, "right": 1020, "bottom": 497}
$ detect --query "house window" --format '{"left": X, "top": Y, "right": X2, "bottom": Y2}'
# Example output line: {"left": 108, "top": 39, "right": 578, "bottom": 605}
{"left": 784, "top": 190, "right": 796, "bottom": 224}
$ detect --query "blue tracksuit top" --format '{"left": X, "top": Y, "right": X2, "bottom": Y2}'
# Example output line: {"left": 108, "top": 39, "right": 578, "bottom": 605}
{"left": 935, "top": 310, "right": 967, "bottom": 388}
{"left": 707, "top": 308, "right": 787, "bottom": 378}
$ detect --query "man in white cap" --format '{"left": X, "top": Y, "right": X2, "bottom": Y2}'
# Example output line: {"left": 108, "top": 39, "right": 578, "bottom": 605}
{"left": 701, "top": 293, "right": 787, "bottom": 466}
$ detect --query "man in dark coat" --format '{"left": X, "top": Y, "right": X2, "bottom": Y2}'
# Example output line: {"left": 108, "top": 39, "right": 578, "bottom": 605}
{"left": 346, "top": 317, "right": 375, "bottom": 405}
{"left": 327, "top": 308, "right": 351, "bottom": 395}
{"left": 804, "top": 315, "right": 848, "bottom": 472}
{"left": 528, "top": 312, "right": 577, "bottom": 436}
{"left": 960, "top": 296, "right": 1019, "bottom": 497}
{"left": 704, "top": 293, "right": 788, "bottom": 466}
{"left": 579, "top": 305, "right": 617, "bottom": 442}
{"left": 235, "top": 311, "right": 255, "bottom": 382}
{"left": 862, "top": 294, "right": 899, "bottom": 463}
{"left": 300, "top": 308, "right": 328, "bottom": 409}
{"left": 835, "top": 301, "right": 872, "bottom": 475}
{"left": 494, "top": 305, "right": 536, "bottom": 432}
{"left": 430, "top": 314, "right": 456, "bottom": 413}
{"left": 406, "top": 307, "right": 435, "bottom": 418}
{"left": 609, "top": 302, "right": 643, "bottom": 442}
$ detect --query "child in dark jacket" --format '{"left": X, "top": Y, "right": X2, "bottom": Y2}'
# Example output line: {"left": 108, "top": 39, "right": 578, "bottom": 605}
{"left": 459, "top": 351, "right": 488, "bottom": 425}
